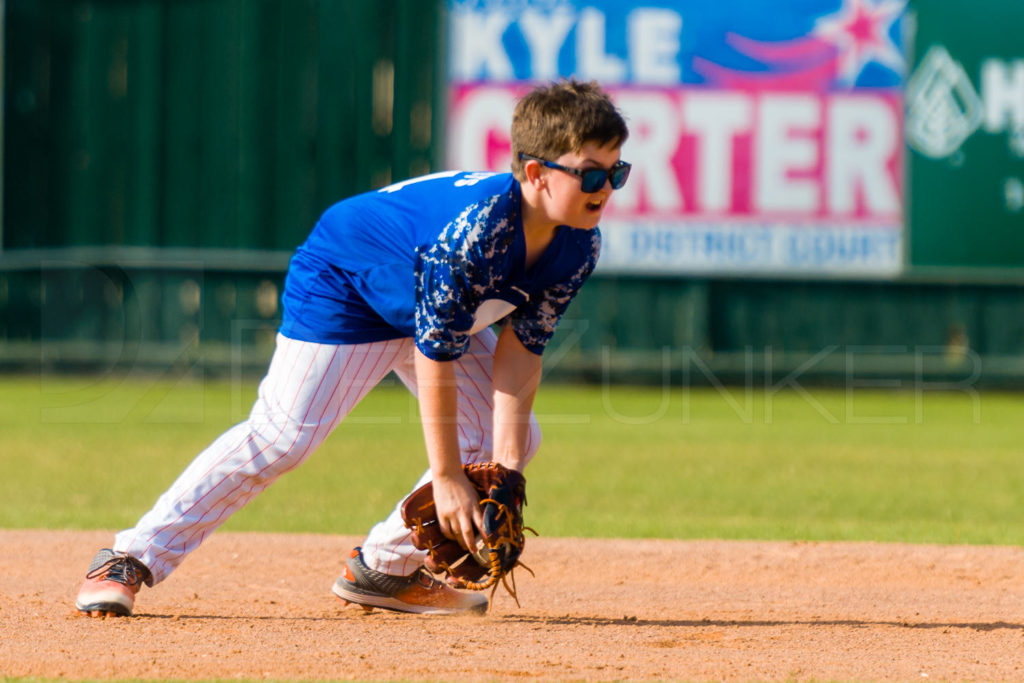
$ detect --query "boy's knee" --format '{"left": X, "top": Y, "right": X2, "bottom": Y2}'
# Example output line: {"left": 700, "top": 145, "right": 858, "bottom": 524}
{"left": 247, "top": 413, "right": 326, "bottom": 465}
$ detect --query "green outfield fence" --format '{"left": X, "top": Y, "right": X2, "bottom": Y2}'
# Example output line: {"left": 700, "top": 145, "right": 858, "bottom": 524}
{"left": 2, "top": 0, "right": 444, "bottom": 373}
{"left": 2, "top": 0, "right": 1024, "bottom": 388}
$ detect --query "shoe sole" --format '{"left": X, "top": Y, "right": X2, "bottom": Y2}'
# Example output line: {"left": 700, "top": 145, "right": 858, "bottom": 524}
{"left": 75, "top": 599, "right": 132, "bottom": 617}
{"left": 331, "top": 578, "right": 484, "bottom": 616}
{"left": 75, "top": 585, "right": 134, "bottom": 617}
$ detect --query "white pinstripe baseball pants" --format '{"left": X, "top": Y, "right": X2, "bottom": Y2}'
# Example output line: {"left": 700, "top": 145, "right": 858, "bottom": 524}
{"left": 114, "top": 329, "right": 542, "bottom": 585}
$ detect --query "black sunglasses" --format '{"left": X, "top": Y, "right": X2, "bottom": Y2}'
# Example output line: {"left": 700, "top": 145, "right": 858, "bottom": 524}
{"left": 519, "top": 153, "right": 631, "bottom": 193}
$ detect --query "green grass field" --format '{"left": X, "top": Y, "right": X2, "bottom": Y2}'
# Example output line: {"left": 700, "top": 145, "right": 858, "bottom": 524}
{"left": 1, "top": 374, "right": 1020, "bottom": 545}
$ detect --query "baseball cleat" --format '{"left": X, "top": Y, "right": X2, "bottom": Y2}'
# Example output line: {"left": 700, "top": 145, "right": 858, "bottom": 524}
{"left": 332, "top": 547, "right": 487, "bottom": 616}
{"left": 75, "top": 549, "right": 151, "bottom": 617}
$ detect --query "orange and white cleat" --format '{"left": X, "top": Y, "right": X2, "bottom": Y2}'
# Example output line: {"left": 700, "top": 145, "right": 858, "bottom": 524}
{"left": 332, "top": 547, "right": 487, "bottom": 615}
{"left": 75, "top": 549, "right": 151, "bottom": 617}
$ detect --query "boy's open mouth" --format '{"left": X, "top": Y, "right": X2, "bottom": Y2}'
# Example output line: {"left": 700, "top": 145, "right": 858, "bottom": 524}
{"left": 586, "top": 200, "right": 603, "bottom": 212}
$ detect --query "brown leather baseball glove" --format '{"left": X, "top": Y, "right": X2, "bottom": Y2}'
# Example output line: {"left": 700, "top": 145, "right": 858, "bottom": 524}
{"left": 401, "top": 462, "right": 533, "bottom": 603}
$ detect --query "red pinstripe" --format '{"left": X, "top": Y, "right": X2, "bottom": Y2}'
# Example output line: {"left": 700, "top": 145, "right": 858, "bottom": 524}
{"left": 153, "top": 340, "right": 403, "bottom": 568}
{"left": 462, "top": 342, "right": 497, "bottom": 461}
{"left": 126, "top": 339, "right": 315, "bottom": 560}
{"left": 135, "top": 339, "right": 378, "bottom": 573}
{"left": 305, "top": 340, "right": 370, "bottom": 450}
{"left": 148, "top": 343, "right": 340, "bottom": 566}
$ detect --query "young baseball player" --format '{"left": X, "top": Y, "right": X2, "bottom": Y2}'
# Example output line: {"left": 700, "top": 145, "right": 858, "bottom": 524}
{"left": 75, "top": 79, "right": 630, "bottom": 616}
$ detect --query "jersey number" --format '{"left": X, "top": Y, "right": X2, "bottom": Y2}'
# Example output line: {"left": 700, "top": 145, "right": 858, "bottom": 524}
{"left": 378, "top": 171, "right": 496, "bottom": 194}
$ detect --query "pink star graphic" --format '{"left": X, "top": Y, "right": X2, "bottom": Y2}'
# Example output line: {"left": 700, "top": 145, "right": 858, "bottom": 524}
{"left": 814, "top": 0, "right": 906, "bottom": 86}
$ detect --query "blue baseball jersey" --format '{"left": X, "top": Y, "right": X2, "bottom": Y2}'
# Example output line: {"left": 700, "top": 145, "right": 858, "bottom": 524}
{"left": 279, "top": 171, "right": 601, "bottom": 361}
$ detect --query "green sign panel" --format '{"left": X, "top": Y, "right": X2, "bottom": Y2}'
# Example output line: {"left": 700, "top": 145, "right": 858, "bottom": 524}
{"left": 906, "top": 0, "right": 1024, "bottom": 274}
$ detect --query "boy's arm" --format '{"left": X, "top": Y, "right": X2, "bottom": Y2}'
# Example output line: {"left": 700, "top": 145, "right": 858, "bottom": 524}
{"left": 491, "top": 324, "right": 543, "bottom": 472}
{"left": 414, "top": 349, "right": 484, "bottom": 552}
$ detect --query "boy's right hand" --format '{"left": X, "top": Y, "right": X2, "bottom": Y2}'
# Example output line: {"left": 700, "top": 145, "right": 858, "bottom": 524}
{"left": 402, "top": 462, "right": 530, "bottom": 596}
{"left": 431, "top": 470, "right": 485, "bottom": 552}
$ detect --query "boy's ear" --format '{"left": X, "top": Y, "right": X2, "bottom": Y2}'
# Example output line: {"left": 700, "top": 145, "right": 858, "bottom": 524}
{"left": 523, "top": 159, "right": 546, "bottom": 188}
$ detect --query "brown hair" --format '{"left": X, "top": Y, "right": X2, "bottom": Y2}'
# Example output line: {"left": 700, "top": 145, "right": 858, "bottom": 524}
{"left": 510, "top": 79, "right": 629, "bottom": 181}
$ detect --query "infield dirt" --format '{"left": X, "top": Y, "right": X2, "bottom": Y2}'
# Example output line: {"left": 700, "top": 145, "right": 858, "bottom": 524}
{"left": 3, "top": 529, "right": 1024, "bottom": 681}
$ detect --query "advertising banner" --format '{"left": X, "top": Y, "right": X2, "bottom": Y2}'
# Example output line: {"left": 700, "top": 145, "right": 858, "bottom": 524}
{"left": 904, "top": 0, "right": 1024, "bottom": 274}
{"left": 446, "top": 0, "right": 908, "bottom": 277}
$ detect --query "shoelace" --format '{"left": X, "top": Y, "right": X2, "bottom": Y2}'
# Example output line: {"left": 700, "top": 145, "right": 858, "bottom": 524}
{"left": 85, "top": 554, "right": 147, "bottom": 587}
{"left": 447, "top": 502, "right": 537, "bottom": 610}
